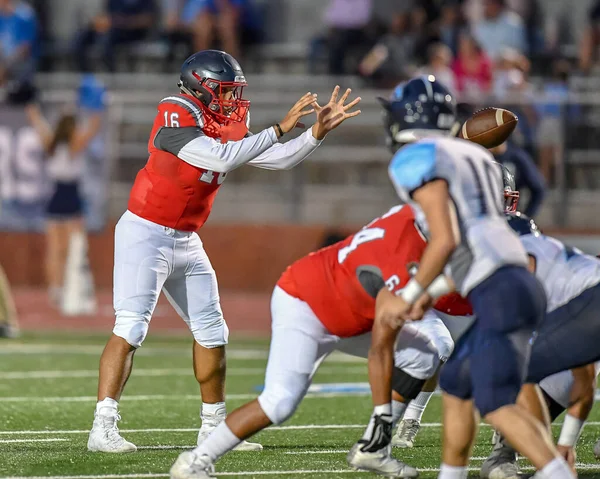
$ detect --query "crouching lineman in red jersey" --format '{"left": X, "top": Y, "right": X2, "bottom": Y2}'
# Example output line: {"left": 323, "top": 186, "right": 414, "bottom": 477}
{"left": 170, "top": 203, "right": 461, "bottom": 479}
{"left": 87, "top": 49, "right": 361, "bottom": 453}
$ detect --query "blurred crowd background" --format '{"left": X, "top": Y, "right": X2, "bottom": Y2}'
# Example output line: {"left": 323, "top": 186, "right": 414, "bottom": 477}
{"left": 2, "top": 0, "right": 600, "bottom": 333}
{"left": 2, "top": 0, "right": 600, "bottom": 228}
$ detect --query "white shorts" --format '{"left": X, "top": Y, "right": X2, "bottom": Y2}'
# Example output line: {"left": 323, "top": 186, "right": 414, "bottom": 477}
{"left": 112, "top": 210, "right": 228, "bottom": 348}
{"left": 257, "top": 286, "right": 451, "bottom": 424}
{"left": 539, "top": 361, "right": 600, "bottom": 409}
{"left": 336, "top": 312, "right": 454, "bottom": 379}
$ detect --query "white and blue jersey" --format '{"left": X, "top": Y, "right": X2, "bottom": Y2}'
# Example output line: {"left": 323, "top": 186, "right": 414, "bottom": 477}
{"left": 388, "top": 137, "right": 528, "bottom": 295}
{"left": 520, "top": 234, "right": 600, "bottom": 313}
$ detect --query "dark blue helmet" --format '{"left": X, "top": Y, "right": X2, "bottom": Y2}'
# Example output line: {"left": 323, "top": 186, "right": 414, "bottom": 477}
{"left": 506, "top": 212, "right": 541, "bottom": 237}
{"left": 378, "top": 75, "right": 458, "bottom": 152}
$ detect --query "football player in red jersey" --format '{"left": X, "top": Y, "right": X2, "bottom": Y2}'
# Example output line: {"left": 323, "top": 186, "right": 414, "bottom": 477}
{"left": 87, "top": 50, "right": 361, "bottom": 453}
{"left": 170, "top": 203, "right": 464, "bottom": 479}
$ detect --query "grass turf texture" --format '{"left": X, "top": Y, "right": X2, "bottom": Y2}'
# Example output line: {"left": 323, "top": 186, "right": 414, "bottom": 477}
{"left": 1, "top": 332, "right": 600, "bottom": 478}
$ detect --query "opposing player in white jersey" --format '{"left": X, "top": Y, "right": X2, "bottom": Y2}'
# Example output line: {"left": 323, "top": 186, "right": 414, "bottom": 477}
{"left": 366, "top": 76, "right": 574, "bottom": 479}
{"left": 87, "top": 50, "right": 362, "bottom": 454}
{"left": 480, "top": 209, "right": 600, "bottom": 478}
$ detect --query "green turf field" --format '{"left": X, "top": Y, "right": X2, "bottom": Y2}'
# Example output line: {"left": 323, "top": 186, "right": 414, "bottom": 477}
{"left": 1, "top": 332, "right": 600, "bottom": 478}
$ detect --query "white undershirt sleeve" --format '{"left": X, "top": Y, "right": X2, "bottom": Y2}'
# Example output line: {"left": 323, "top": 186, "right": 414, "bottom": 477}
{"left": 248, "top": 127, "right": 323, "bottom": 170}
{"left": 176, "top": 127, "right": 278, "bottom": 173}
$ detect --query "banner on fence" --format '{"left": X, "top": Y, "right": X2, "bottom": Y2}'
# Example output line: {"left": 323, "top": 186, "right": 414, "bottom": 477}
{"left": 0, "top": 105, "right": 109, "bottom": 231}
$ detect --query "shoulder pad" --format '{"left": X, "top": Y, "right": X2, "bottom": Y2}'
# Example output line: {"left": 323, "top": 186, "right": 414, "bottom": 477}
{"left": 159, "top": 95, "right": 204, "bottom": 128}
{"left": 388, "top": 142, "right": 438, "bottom": 191}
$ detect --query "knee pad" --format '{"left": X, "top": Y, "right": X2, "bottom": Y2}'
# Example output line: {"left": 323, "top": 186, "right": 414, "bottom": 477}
{"left": 395, "top": 348, "right": 440, "bottom": 380}
{"left": 190, "top": 315, "right": 229, "bottom": 348}
{"left": 392, "top": 368, "right": 426, "bottom": 400}
{"left": 258, "top": 382, "right": 304, "bottom": 425}
{"left": 113, "top": 312, "right": 149, "bottom": 348}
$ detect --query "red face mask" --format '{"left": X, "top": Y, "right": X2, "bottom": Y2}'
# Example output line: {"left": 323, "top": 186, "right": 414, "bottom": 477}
{"left": 504, "top": 189, "right": 519, "bottom": 213}
{"left": 193, "top": 74, "right": 250, "bottom": 142}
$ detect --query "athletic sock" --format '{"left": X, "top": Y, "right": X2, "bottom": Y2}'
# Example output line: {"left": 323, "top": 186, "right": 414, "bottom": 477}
{"left": 392, "top": 400, "right": 408, "bottom": 425}
{"left": 194, "top": 421, "right": 241, "bottom": 461}
{"left": 538, "top": 457, "right": 576, "bottom": 479}
{"left": 202, "top": 402, "right": 227, "bottom": 418}
{"left": 96, "top": 397, "right": 118, "bottom": 417}
{"left": 404, "top": 391, "right": 434, "bottom": 422}
{"left": 438, "top": 463, "right": 468, "bottom": 479}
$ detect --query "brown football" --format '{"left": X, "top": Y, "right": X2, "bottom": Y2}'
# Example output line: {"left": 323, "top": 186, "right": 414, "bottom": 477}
{"left": 457, "top": 107, "right": 518, "bottom": 149}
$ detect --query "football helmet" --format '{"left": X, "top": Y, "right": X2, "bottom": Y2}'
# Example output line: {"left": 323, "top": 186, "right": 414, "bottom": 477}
{"left": 497, "top": 162, "right": 519, "bottom": 213}
{"left": 178, "top": 50, "right": 250, "bottom": 129}
{"left": 378, "top": 75, "right": 459, "bottom": 152}
{"left": 506, "top": 211, "right": 540, "bottom": 237}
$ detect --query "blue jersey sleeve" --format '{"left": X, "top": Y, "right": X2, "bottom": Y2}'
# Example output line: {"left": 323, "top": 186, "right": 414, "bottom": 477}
{"left": 388, "top": 142, "right": 438, "bottom": 198}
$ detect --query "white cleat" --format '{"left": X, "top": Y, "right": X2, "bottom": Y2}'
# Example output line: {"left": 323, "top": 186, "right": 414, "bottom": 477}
{"left": 392, "top": 419, "right": 421, "bottom": 448}
{"left": 347, "top": 443, "right": 419, "bottom": 478}
{"left": 480, "top": 433, "right": 519, "bottom": 479}
{"left": 87, "top": 413, "right": 137, "bottom": 453}
{"left": 197, "top": 412, "right": 263, "bottom": 452}
{"left": 170, "top": 451, "right": 215, "bottom": 479}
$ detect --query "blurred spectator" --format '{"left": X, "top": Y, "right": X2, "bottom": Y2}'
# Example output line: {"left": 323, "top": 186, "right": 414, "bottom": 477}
{"left": 163, "top": 0, "right": 261, "bottom": 62}
{"left": 580, "top": 0, "right": 600, "bottom": 74}
{"left": 437, "top": 0, "right": 463, "bottom": 56}
{"left": 74, "top": 0, "right": 157, "bottom": 72}
{"left": 24, "top": 83, "right": 103, "bottom": 307}
{"left": 472, "top": 0, "right": 527, "bottom": 60}
{"left": 417, "top": 43, "right": 457, "bottom": 93}
{"left": 535, "top": 59, "right": 572, "bottom": 184}
{"left": 452, "top": 32, "right": 492, "bottom": 97}
{"left": 493, "top": 48, "right": 530, "bottom": 98}
{"left": 358, "top": 11, "right": 416, "bottom": 85}
{"left": 490, "top": 142, "right": 546, "bottom": 217}
{"left": 0, "top": 0, "right": 37, "bottom": 85}
{"left": 324, "top": 0, "right": 373, "bottom": 75}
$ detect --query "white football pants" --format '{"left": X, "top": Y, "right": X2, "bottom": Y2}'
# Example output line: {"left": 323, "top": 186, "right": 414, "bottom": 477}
{"left": 257, "top": 286, "right": 452, "bottom": 425}
{"left": 112, "top": 210, "right": 228, "bottom": 348}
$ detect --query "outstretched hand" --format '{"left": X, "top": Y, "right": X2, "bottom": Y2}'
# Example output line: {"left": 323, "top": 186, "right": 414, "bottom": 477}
{"left": 278, "top": 92, "right": 318, "bottom": 136}
{"left": 312, "top": 86, "right": 361, "bottom": 140}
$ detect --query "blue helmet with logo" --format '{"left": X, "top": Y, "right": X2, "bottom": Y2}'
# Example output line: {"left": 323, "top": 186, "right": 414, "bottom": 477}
{"left": 506, "top": 211, "right": 541, "bottom": 237}
{"left": 378, "top": 75, "right": 458, "bottom": 152}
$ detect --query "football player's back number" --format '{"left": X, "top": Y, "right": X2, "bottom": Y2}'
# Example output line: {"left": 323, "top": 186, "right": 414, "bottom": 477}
{"left": 338, "top": 227, "right": 385, "bottom": 263}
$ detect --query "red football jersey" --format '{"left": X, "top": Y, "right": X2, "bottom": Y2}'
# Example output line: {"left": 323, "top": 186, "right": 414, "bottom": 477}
{"left": 434, "top": 293, "right": 473, "bottom": 316}
{"left": 128, "top": 94, "right": 229, "bottom": 232}
{"left": 278, "top": 205, "right": 429, "bottom": 337}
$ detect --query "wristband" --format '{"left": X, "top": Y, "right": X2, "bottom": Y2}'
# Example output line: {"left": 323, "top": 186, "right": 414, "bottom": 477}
{"left": 401, "top": 278, "right": 424, "bottom": 305}
{"left": 427, "top": 275, "right": 453, "bottom": 300}
{"left": 557, "top": 414, "right": 585, "bottom": 447}
{"left": 274, "top": 123, "right": 284, "bottom": 137}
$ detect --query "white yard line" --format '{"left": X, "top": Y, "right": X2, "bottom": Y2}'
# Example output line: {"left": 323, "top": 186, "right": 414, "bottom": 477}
{"left": 0, "top": 365, "right": 366, "bottom": 380}
{"left": 0, "top": 438, "right": 68, "bottom": 444}
{"left": 2, "top": 420, "right": 599, "bottom": 436}
{"left": 4, "top": 465, "right": 600, "bottom": 479}
{"left": 0, "top": 345, "right": 364, "bottom": 363}
{"left": 0, "top": 425, "right": 366, "bottom": 435}
{"left": 284, "top": 449, "right": 348, "bottom": 455}
{"left": 0, "top": 391, "right": 371, "bottom": 403}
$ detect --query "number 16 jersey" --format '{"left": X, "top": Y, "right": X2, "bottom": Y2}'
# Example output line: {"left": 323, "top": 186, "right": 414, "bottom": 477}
{"left": 388, "top": 137, "right": 528, "bottom": 295}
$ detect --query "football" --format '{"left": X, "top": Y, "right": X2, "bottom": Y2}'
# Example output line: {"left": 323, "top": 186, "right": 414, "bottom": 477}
{"left": 457, "top": 107, "right": 518, "bottom": 148}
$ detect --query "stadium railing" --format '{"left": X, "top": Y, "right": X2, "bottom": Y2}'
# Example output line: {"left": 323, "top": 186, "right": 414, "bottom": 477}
{"left": 33, "top": 73, "right": 600, "bottom": 229}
